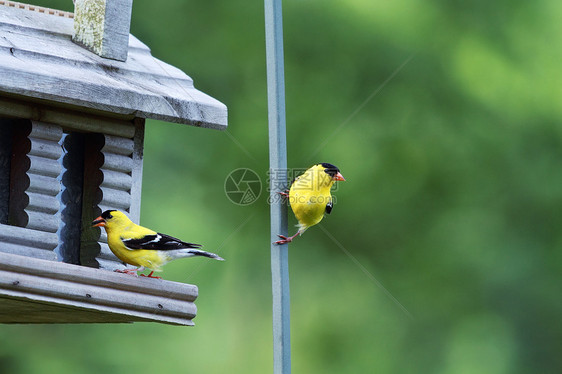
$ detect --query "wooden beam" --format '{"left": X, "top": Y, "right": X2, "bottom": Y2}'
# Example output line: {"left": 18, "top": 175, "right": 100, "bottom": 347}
{"left": 72, "top": 0, "right": 133, "bottom": 62}
{"left": 0, "top": 96, "right": 137, "bottom": 138}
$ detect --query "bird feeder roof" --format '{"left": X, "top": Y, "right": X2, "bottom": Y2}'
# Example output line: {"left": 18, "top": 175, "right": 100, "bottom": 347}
{"left": 0, "top": 4, "right": 227, "bottom": 130}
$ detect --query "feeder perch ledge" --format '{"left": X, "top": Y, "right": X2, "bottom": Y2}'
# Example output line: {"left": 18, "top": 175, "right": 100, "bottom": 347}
{"left": 0, "top": 251, "right": 199, "bottom": 325}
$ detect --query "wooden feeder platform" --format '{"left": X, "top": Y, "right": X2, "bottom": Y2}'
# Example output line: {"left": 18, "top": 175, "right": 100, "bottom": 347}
{"left": 0, "top": 252, "right": 198, "bottom": 325}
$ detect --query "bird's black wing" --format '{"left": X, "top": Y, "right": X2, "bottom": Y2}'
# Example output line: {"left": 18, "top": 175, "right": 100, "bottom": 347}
{"left": 122, "top": 233, "right": 202, "bottom": 251}
{"left": 325, "top": 200, "right": 333, "bottom": 215}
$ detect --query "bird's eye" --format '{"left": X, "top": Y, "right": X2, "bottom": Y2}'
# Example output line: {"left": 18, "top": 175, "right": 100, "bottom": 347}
{"left": 101, "top": 210, "right": 114, "bottom": 220}
{"left": 323, "top": 168, "right": 336, "bottom": 177}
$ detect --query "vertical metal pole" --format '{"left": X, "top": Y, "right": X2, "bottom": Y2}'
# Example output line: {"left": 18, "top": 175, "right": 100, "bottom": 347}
{"left": 264, "top": 0, "right": 290, "bottom": 373}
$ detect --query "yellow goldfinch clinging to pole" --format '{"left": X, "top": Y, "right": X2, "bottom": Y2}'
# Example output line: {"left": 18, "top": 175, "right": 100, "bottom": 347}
{"left": 92, "top": 210, "right": 224, "bottom": 278}
{"left": 275, "top": 163, "right": 345, "bottom": 245}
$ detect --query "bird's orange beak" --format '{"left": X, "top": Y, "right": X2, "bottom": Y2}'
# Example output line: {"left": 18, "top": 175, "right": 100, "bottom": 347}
{"left": 91, "top": 216, "right": 105, "bottom": 227}
{"left": 334, "top": 172, "right": 346, "bottom": 181}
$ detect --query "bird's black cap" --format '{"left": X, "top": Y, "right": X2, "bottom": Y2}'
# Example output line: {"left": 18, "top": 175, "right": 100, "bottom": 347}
{"left": 320, "top": 163, "right": 341, "bottom": 178}
{"left": 101, "top": 210, "right": 116, "bottom": 219}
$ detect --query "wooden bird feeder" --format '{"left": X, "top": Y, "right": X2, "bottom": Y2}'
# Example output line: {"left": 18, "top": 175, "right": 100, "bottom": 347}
{"left": 0, "top": 0, "right": 227, "bottom": 325}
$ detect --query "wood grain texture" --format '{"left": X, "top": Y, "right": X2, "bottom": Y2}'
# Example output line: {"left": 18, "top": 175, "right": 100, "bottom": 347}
{"left": 0, "top": 5, "right": 227, "bottom": 129}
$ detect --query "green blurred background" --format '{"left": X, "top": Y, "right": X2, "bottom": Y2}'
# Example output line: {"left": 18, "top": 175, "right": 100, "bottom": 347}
{"left": 1, "top": 0, "right": 562, "bottom": 373}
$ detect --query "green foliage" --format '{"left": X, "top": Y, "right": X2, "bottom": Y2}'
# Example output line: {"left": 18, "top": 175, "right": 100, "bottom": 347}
{"left": 2, "top": 0, "right": 561, "bottom": 372}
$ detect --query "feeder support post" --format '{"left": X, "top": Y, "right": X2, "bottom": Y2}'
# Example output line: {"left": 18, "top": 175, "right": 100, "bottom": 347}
{"left": 264, "top": 0, "right": 291, "bottom": 373}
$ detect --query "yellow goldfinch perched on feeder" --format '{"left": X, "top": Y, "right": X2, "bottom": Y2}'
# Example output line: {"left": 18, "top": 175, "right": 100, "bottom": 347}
{"left": 92, "top": 210, "right": 224, "bottom": 278}
{"left": 275, "top": 163, "right": 345, "bottom": 245}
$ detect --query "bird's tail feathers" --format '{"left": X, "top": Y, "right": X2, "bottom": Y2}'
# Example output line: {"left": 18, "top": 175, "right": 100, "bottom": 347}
{"left": 189, "top": 249, "right": 225, "bottom": 261}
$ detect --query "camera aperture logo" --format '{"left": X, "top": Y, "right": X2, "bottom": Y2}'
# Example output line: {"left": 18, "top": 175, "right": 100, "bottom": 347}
{"left": 225, "top": 168, "right": 262, "bottom": 206}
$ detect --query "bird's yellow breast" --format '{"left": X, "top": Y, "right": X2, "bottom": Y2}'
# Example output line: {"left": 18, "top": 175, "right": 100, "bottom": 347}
{"left": 288, "top": 174, "right": 333, "bottom": 230}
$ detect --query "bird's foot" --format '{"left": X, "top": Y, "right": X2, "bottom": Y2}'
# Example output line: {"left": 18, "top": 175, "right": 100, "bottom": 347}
{"left": 274, "top": 234, "right": 298, "bottom": 245}
{"left": 278, "top": 190, "right": 290, "bottom": 198}
{"left": 274, "top": 236, "right": 291, "bottom": 245}
{"left": 114, "top": 268, "right": 139, "bottom": 276}
{"left": 140, "top": 271, "right": 162, "bottom": 279}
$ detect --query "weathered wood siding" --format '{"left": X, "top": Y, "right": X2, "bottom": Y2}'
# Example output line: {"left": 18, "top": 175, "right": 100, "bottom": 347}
{"left": 0, "top": 112, "right": 143, "bottom": 270}
{"left": 0, "top": 224, "right": 58, "bottom": 260}
{"left": 0, "top": 121, "right": 61, "bottom": 261}
{"left": 25, "top": 122, "right": 63, "bottom": 233}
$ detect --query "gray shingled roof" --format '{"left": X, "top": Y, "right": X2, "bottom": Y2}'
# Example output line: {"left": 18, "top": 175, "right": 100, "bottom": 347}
{"left": 0, "top": 4, "right": 227, "bottom": 130}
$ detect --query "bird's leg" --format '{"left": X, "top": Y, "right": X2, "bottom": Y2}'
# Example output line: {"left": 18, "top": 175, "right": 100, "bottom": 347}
{"left": 274, "top": 231, "right": 300, "bottom": 245}
{"left": 114, "top": 268, "right": 139, "bottom": 276}
{"left": 140, "top": 271, "right": 162, "bottom": 279}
